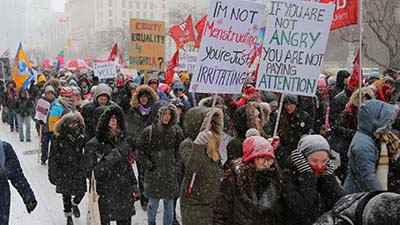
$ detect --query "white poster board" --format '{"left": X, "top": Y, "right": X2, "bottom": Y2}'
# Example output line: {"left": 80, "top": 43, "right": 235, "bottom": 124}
{"left": 34, "top": 98, "right": 51, "bottom": 123}
{"left": 94, "top": 61, "right": 117, "bottom": 79}
{"left": 219, "top": 133, "right": 232, "bottom": 165}
{"left": 256, "top": 0, "right": 335, "bottom": 96}
{"left": 178, "top": 51, "right": 198, "bottom": 72}
{"left": 189, "top": 0, "right": 266, "bottom": 94}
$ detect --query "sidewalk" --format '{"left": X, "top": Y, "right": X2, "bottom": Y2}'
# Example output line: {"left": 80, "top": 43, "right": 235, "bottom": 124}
{"left": 4, "top": 119, "right": 177, "bottom": 225}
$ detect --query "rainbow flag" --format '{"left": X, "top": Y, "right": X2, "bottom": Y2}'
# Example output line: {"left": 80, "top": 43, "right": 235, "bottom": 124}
{"left": 12, "top": 43, "right": 34, "bottom": 88}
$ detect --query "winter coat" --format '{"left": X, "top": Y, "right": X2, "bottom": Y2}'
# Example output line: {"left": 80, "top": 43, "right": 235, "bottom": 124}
{"left": 14, "top": 95, "right": 34, "bottom": 117}
{"left": 126, "top": 85, "right": 159, "bottom": 149}
{"left": 83, "top": 105, "right": 138, "bottom": 222}
{"left": 344, "top": 100, "right": 397, "bottom": 194}
{"left": 330, "top": 88, "right": 352, "bottom": 127}
{"left": 136, "top": 104, "right": 184, "bottom": 199}
{"left": 81, "top": 83, "right": 115, "bottom": 139}
{"left": 119, "top": 80, "right": 136, "bottom": 113}
{"left": 284, "top": 170, "right": 344, "bottom": 225}
{"left": 268, "top": 108, "right": 313, "bottom": 168}
{"left": 328, "top": 70, "right": 350, "bottom": 103}
{"left": 48, "top": 113, "right": 87, "bottom": 195}
{"left": 199, "top": 96, "right": 233, "bottom": 136}
{"left": 0, "top": 141, "right": 36, "bottom": 225}
{"left": 298, "top": 94, "right": 326, "bottom": 133}
{"left": 227, "top": 102, "right": 265, "bottom": 164}
{"left": 180, "top": 106, "right": 225, "bottom": 225}
{"left": 313, "top": 191, "right": 400, "bottom": 225}
{"left": 213, "top": 159, "right": 285, "bottom": 225}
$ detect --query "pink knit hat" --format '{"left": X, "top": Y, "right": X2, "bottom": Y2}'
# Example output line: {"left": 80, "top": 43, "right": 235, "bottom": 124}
{"left": 242, "top": 136, "right": 275, "bottom": 163}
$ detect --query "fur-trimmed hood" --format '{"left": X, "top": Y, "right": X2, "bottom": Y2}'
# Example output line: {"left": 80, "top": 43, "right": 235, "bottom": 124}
{"left": 184, "top": 106, "right": 224, "bottom": 140}
{"left": 54, "top": 112, "right": 85, "bottom": 137}
{"left": 96, "top": 105, "right": 126, "bottom": 141}
{"left": 157, "top": 104, "right": 179, "bottom": 127}
{"left": 130, "top": 85, "right": 159, "bottom": 108}
{"left": 198, "top": 96, "right": 225, "bottom": 107}
{"left": 349, "top": 87, "right": 375, "bottom": 107}
{"left": 259, "top": 102, "right": 272, "bottom": 124}
{"left": 233, "top": 102, "right": 265, "bottom": 138}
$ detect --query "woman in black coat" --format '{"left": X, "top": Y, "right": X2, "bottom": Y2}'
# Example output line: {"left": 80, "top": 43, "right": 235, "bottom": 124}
{"left": 213, "top": 136, "right": 285, "bottom": 225}
{"left": 284, "top": 135, "right": 344, "bottom": 225}
{"left": 48, "top": 112, "right": 87, "bottom": 225}
{"left": 84, "top": 105, "right": 139, "bottom": 225}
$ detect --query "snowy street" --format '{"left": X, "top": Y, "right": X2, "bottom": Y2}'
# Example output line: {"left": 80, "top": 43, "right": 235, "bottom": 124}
{"left": 6, "top": 119, "right": 177, "bottom": 225}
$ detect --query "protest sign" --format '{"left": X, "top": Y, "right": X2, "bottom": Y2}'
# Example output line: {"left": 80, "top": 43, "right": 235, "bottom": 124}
{"left": 93, "top": 61, "right": 117, "bottom": 79}
{"left": 178, "top": 51, "right": 198, "bottom": 72}
{"left": 256, "top": 0, "right": 334, "bottom": 96}
{"left": 34, "top": 98, "right": 51, "bottom": 123}
{"left": 189, "top": 0, "right": 266, "bottom": 94}
{"left": 129, "top": 19, "right": 166, "bottom": 71}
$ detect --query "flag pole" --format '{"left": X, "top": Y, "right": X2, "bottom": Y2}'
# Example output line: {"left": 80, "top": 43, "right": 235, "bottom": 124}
{"left": 358, "top": 0, "right": 363, "bottom": 106}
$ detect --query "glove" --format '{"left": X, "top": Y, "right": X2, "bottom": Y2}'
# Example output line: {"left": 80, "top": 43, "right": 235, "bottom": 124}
{"left": 268, "top": 136, "right": 280, "bottom": 150}
{"left": 290, "top": 149, "right": 313, "bottom": 174}
{"left": 193, "top": 130, "right": 213, "bottom": 145}
{"left": 104, "top": 148, "right": 122, "bottom": 164}
{"left": 25, "top": 200, "right": 37, "bottom": 213}
{"left": 129, "top": 152, "right": 136, "bottom": 164}
{"left": 322, "top": 159, "right": 335, "bottom": 175}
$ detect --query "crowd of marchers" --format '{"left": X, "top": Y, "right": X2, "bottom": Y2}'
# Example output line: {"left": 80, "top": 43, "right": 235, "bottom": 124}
{"left": 1, "top": 67, "right": 400, "bottom": 225}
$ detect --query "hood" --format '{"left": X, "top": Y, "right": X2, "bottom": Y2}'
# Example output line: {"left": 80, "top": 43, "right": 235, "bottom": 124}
{"left": 96, "top": 105, "right": 126, "bottom": 141}
{"left": 94, "top": 83, "right": 111, "bottom": 106}
{"left": 233, "top": 102, "right": 265, "bottom": 138}
{"left": 349, "top": 87, "right": 375, "bottom": 107}
{"left": 259, "top": 102, "right": 272, "bottom": 123}
{"left": 157, "top": 104, "right": 179, "bottom": 127}
{"left": 358, "top": 100, "right": 398, "bottom": 136}
{"left": 54, "top": 112, "right": 85, "bottom": 137}
{"left": 198, "top": 96, "right": 225, "bottom": 107}
{"left": 184, "top": 106, "right": 224, "bottom": 140}
{"left": 130, "top": 85, "right": 159, "bottom": 108}
{"left": 124, "top": 80, "right": 137, "bottom": 97}
{"left": 147, "top": 100, "right": 169, "bottom": 125}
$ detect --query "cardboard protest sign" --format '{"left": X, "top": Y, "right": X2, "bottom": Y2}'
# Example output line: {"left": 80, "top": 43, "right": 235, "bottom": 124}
{"left": 93, "top": 61, "right": 117, "bottom": 79}
{"left": 256, "top": 0, "right": 334, "bottom": 96}
{"left": 178, "top": 51, "right": 198, "bottom": 72}
{"left": 129, "top": 19, "right": 166, "bottom": 71}
{"left": 189, "top": 0, "right": 266, "bottom": 94}
{"left": 34, "top": 98, "right": 51, "bottom": 123}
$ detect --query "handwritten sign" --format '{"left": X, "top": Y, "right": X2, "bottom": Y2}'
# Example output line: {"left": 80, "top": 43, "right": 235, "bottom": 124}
{"left": 94, "top": 61, "right": 117, "bottom": 79}
{"left": 178, "top": 51, "right": 198, "bottom": 72}
{"left": 189, "top": 0, "right": 266, "bottom": 94}
{"left": 129, "top": 19, "right": 166, "bottom": 70}
{"left": 256, "top": 0, "right": 334, "bottom": 97}
{"left": 34, "top": 98, "right": 51, "bottom": 123}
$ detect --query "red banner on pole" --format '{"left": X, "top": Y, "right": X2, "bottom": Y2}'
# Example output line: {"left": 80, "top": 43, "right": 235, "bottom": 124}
{"left": 165, "top": 50, "right": 179, "bottom": 84}
{"left": 194, "top": 16, "right": 207, "bottom": 49}
{"left": 320, "top": 0, "right": 358, "bottom": 30}
{"left": 169, "top": 15, "right": 195, "bottom": 49}
{"left": 108, "top": 43, "right": 118, "bottom": 61}
{"left": 348, "top": 49, "right": 361, "bottom": 91}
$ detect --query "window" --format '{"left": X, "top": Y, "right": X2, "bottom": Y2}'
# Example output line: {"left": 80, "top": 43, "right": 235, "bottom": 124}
{"left": 109, "top": 10, "right": 112, "bottom": 16}
{"left": 108, "top": 0, "right": 112, "bottom": 7}
{"left": 129, "top": 1, "right": 133, "bottom": 8}
{"left": 143, "top": 2, "right": 147, "bottom": 9}
{"left": 136, "top": 2, "right": 140, "bottom": 9}
{"left": 98, "top": 0, "right": 103, "bottom": 8}
{"left": 122, "top": 0, "right": 126, "bottom": 7}
{"left": 109, "top": 19, "right": 112, "bottom": 25}
{"left": 122, "top": 11, "right": 126, "bottom": 17}
{"left": 136, "top": 11, "right": 140, "bottom": 18}
{"left": 129, "top": 11, "right": 133, "bottom": 18}
{"left": 143, "top": 12, "right": 147, "bottom": 18}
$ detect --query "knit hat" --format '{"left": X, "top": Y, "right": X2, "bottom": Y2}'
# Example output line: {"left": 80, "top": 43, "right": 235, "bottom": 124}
{"left": 283, "top": 94, "right": 298, "bottom": 105}
{"left": 242, "top": 136, "right": 275, "bottom": 163}
{"left": 44, "top": 85, "right": 55, "bottom": 94}
{"left": 318, "top": 78, "right": 326, "bottom": 88}
{"left": 244, "top": 84, "right": 256, "bottom": 94}
{"left": 297, "top": 135, "right": 330, "bottom": 158}
{"left": 60, "top": 86, "right": 74, "bottom": 98}
{"left": 173, "top": 82, "right": 185, "bottom": 91}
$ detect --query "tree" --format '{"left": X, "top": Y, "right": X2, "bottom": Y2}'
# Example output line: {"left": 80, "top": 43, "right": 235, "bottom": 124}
{"left": 91, "top": 27, "right": 130, "bottom": 60}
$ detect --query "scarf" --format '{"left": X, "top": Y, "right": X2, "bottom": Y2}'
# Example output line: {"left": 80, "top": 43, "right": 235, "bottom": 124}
{"left": 138, "top": 104, "right": 151, "bottom": 115}
{"left": 375, "top": 131, "right": 400, "bottom": 160}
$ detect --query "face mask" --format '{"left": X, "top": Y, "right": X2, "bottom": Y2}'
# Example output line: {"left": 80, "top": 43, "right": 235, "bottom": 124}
{"left": 256, "top": 167, "right": 275, "bottom": 178}
{"left": 310, "top": 164, "right": 326, "bottom": 176}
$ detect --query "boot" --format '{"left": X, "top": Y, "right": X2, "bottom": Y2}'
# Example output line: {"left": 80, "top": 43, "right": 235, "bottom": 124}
{"left": 148, "top": 222, "right": 156, "bottom": 225}
{"left": 72, "top": 202, "right": 80, "bottom": 218}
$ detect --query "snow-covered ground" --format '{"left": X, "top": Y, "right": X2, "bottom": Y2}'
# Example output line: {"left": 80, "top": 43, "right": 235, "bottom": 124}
{"left": 5, "top": 119, "right": 180, "bottom": 225}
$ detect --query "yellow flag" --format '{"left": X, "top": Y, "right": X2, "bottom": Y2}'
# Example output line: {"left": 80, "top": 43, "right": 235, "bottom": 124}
{"left": 12, "top": 43, "right": 34, "bottom": 88}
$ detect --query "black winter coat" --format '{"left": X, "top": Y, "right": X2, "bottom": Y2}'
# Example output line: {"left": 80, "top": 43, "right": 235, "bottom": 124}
{"left": 283, "top": 170, "right": 344, "bottom": 225}
{"left": 83, "top": 106, "right": 137, "bottom": 222}
{"left": 14, "top": 96, "right": 34, "bottom": 117}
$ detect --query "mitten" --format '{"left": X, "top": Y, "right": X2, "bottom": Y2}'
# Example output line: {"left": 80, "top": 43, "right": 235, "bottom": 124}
{"left": 25, "top": 200, "right": 37, "bottom": 213}
{"left": 194, "top": 131, "right": 213, "bottom": 145}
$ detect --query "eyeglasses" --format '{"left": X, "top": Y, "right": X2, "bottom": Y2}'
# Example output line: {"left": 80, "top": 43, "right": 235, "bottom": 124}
{"left": 256, "top": 158, "right": 274, "bottom": 165}
{"left": 175, "top": 88, "right": 183, "bottom": 91}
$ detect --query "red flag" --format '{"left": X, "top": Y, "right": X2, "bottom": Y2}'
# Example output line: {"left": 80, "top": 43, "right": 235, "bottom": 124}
{"left": 348, "top": 50, "right": 361, "bottom": 91}
{"left": 108, "top": 43, "right": 118, "bottom": 61}
{"left": 194, "top": 16, "right": 207, "bottom": 49}
{"left": 165, "top": 50, "right": 179, "bottom": 84}
{"left": 320, "top": 0, "right": 358, "bottom": 30}
{"left": 118, "top": 53, "right": 123, "bottom": 65}
{"left": 169, "top": 15, "right": 195, "bottom": 49}
{"left": 249, "top": 44, "right": 263, "bottom": 68}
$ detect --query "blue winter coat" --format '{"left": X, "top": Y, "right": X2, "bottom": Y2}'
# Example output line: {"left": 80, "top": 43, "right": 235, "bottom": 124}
{"left": 344, "top": 100, "right": 397, "bottom": 194}
{"left": 0, "top": 141, "right": 36, "bottom": 225}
